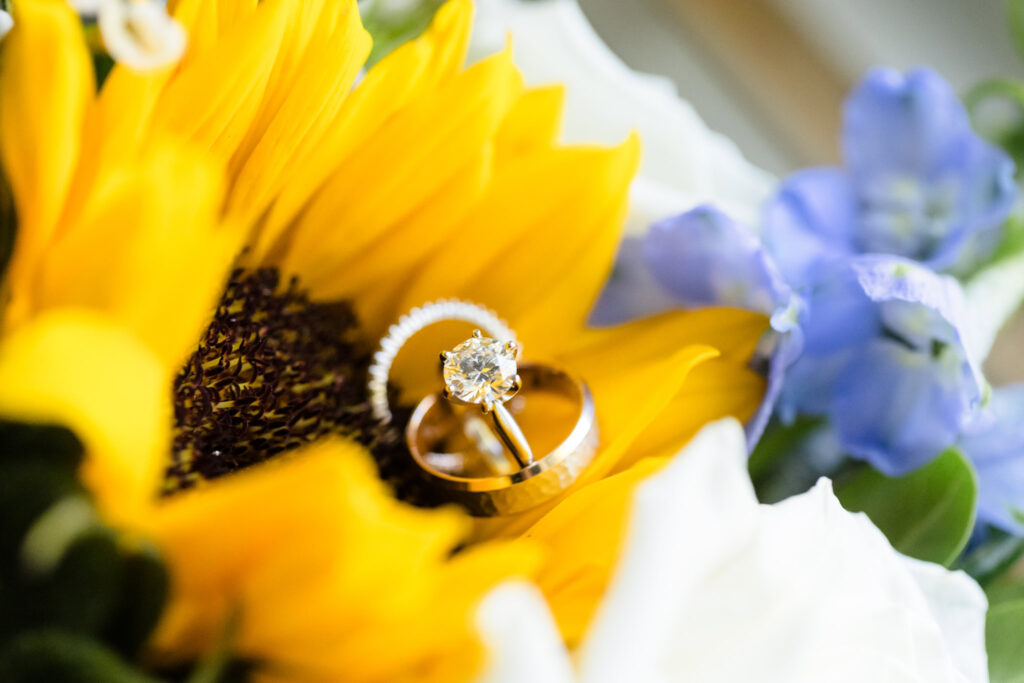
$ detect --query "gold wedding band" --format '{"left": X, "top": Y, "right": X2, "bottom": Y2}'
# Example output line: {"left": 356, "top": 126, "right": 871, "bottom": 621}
{"left": 406, "top": 363, "right": 598, "bottom": 516}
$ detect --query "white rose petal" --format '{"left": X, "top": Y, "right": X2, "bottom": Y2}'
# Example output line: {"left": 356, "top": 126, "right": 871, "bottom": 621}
{"left": 471, "top": 0, "right": 774, "bottom": 230}
{"left": 68, "top": 0, "right": 104, "bottom": 14}
{"left": 98, "top": 0, "right": 186, "bottom": 71}
{"left": 0, "top": 9, "right": 11, "bottom": 39}
{"left": 476, "top": 582, "right": 575, "bottom": 683}
{"left": 477, "top": 419, "right": 989, "bottom": 683}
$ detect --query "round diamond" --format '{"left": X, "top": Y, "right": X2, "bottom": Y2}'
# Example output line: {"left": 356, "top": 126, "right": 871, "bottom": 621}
{"left": 443, "top": 336, "right": 517, "bottom": 404}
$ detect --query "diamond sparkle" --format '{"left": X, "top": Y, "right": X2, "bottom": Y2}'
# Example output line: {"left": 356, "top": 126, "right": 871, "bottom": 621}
{"left": 442, "top": 336, "right": 518, "bottom": 405}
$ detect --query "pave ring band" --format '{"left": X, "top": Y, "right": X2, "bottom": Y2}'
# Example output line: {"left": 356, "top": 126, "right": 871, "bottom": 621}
{"left": 406, "top": 363, "right": 598, "bottom": 516}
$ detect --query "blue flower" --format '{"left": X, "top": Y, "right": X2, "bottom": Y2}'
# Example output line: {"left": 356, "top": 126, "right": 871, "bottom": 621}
{"left": 589, "top": 206, "right": 802, "bottom": 443}
{"left": 781, "top": 255, "right": 985, "bottom": 475}
{"left": 764, "top": 68, "right": 1016, "bottom": 287}
{"left": 643, "top": 206, "right": 792, "bottom": 315}
{"left": 959, "top": 385, "right": 1024, "bottom": 535}
{"left": 641, "top": 207, "right": 804, "bottom": 442}
{"left": 589, "top": 236, "right": 679, "bottom": 327}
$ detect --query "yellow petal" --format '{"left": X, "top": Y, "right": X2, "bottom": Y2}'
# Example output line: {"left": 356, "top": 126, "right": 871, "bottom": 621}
{"left": 565, "top": 305, "right": 768, "bottom": 362}
{"left": 227, "top": 0, "right": 370, "bottom": 226}
{"left": 471, "top": 343, "right": 716, "bottom": 543}
{"left": 0, "top": 0, "right": 93, "bottom": 307}
{"left": 148, "top": 439, "right": 540, "bottom": 682}
{"left": 36, "top": 142, "right": 238, "bottom": 368}
{"left": 62, "top": 66, "right": 175, "bottom": 233}
{"left": 150, "top": 0, "right": 289, "bottom": 163}
{"left": 413, "top": 0, "right": 475, "bottom": 90}
{"left": 250, "top": 0, "right": 476, "bottom": 264}
{"left": 170, "top": 0, "right": 259, "bottom": 58}
{"left": 398, "top": 135, "right": 640, "bottom": 356}
{"left": 523, "top": 457, "right": 668, "bottom": 646}
{"left": 619, "top": 357, "right": 765, "bottom": 473}
{"left": 565, "top": 307, "right": 768, "bottom": 477}
{"left": 342, "top": 146, "right": 495, "bottom": 336}
{"left": 280, "top": 45, "right": 524, "bottom": 301}
{"left": 495, "top": 85, "right": 565, "bottom": 161}
{"left": 473, "top": 307, "right": 768, "bottom": 540}
{"left": 0, "top": 310, "right": 169, "bottom": 525}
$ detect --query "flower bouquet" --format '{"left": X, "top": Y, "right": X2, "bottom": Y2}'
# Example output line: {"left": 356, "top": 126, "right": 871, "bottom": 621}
{"left": 0, "top": 0, "right": 1022, "bottom": 681}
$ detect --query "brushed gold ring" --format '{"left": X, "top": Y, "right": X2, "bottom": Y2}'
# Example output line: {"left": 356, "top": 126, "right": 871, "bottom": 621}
{"left": 406, "top": 363, "right": 598, "bottom": 516}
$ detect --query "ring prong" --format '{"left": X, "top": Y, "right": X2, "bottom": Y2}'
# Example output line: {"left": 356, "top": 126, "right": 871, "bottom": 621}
{"left": 440, "top": 350, "right": 452, "bottom": 362}
{"left": 511, "top": 374, "right": 523, "bottom": 394}
{"left": 505, "top": 340, "right": 520, "bottom": 357}
{"left": 480, "top": 398, "right": 494, "bottom": 414}
{"left": 473, "top": 329, "right": 483, "bottom": 339}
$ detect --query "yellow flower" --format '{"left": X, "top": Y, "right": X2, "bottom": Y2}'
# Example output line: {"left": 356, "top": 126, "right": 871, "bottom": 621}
{"left": 148, "top": 439, "right": 538, "bottom": 682}
{"left": 0, "top": 0, "right": 768, "bottom": 678}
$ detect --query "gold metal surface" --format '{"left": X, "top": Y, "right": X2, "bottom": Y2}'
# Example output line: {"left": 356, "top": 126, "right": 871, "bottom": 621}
{"left": 407, "top": 363, "right": 598, "bottom": 516}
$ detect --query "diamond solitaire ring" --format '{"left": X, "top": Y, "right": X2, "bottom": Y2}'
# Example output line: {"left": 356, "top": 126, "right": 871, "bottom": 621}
{"left": 371, "top": 299, "right": 598, "bottom": 515}
{"left": 440, "top": 329, "right": 532, "bottom": 468}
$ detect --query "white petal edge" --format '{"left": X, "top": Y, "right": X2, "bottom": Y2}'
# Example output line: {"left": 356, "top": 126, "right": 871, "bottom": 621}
{"left": 98, "top": 0, "right": 186, "bottom": 71}
{"left": 577, "top": 417, "right": 760, "bottom": 683}
{"left": 473, "top": 418, "right": 989, "bottom": 683}
{"left": 474, "top": 581, "right": 576, "bottom": 683}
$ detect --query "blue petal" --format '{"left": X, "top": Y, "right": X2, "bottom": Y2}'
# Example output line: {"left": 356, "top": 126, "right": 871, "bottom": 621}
{"left": 589, "top": 237, "right": 678, "bottom": 326}
{"left": 773, "top": 262, "right": 879, "bottom": 422}
{"left": 849, "top": 255, "right": 985, "bottom": 393}
{"left": 832, "top": 338, "right": 977, "bottom": 475}
{"left": 843, "top": 67, "right": 970, "bottom": 179}
{"left": 643, "top": 205, "right": 790, "bottom": 315}
{"left": 800, "top": 261, "right": 881, "bottom": 356}
{"left": 776, "top": 346, "right": 857, "bottom": 424}
{"left": 762, "top": 168, "right": 858, "bottom": 288}
{"left": 935, "top": 135, "right": 1017, "bottom": 270}
{"left": 959, "top": 385, "right": 1024, "bottom": 535}
{"left": 777, "top": 256, "right": 983, "bottom": 474}
{"left": 841, "top": 67, "right": 1016, "bottom": 268}
{"left": 639, "top": 205, "right": 806, "bottom": 447}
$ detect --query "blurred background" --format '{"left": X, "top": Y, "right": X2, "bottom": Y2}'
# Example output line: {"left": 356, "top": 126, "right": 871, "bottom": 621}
{"left": 578, "top": 0, "right": 1024, "bottom": 382}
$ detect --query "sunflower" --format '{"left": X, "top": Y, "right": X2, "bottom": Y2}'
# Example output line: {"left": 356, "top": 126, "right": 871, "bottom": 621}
{"left": 0, "top": 0, "right": 767, "bottom": 679}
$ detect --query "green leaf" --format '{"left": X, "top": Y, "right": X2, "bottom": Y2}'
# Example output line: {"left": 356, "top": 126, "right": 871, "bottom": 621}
{"left": 835, "top": 448, "right": 977, "bottom": 565}
{"left": 987, "top": 599, "right": 1024, "bottom": 683}
{"left": 0, "top": 630, "right": 163, "bottom": 683}
{"left": 748, "top": 416, "right": 824, "bottom": 481}
{"left": 360, "top": 0, "right": 447, "bottom": 68}
{"left": 957, "top": 530, "right": 1024, "bottom": 587}
{"left": 988, "top": 579, "right": 1024, "bottom": 608}
{"left": 14, "top": 530, "right": 123, "bottom": 638}
{"left": 104, "top": 545, "right": 169, "bottom": 658}
{"left": 1010, "top": 0, "right": 1024, "bottom": 61}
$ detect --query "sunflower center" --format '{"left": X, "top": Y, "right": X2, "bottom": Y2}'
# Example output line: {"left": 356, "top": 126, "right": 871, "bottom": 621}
{"left": 166, "top": 268, "right": 404, "bottom": 493}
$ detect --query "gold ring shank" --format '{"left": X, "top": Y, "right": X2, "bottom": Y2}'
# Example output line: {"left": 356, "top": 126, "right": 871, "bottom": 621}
{"left": 489, "top": 401, "right": 534, "bottom": 468}
{"left": 407, "top": 364, "right": 597, "bottom": 516}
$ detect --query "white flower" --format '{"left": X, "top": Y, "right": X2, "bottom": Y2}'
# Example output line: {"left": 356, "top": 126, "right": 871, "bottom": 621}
{"left": 470, "top": 0, "right": 774, "bottom": 231}
{"left": 97, "top": 0, "right": 186, "bottom": 71}
{"left": 68, "top": 0, "right": 104, "bottom": 14}
{"left": 476, "top": 419, "right": 989, "bottom": 683}
{"left": 0, "top": 10, "right": 11, "bottom": 39}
